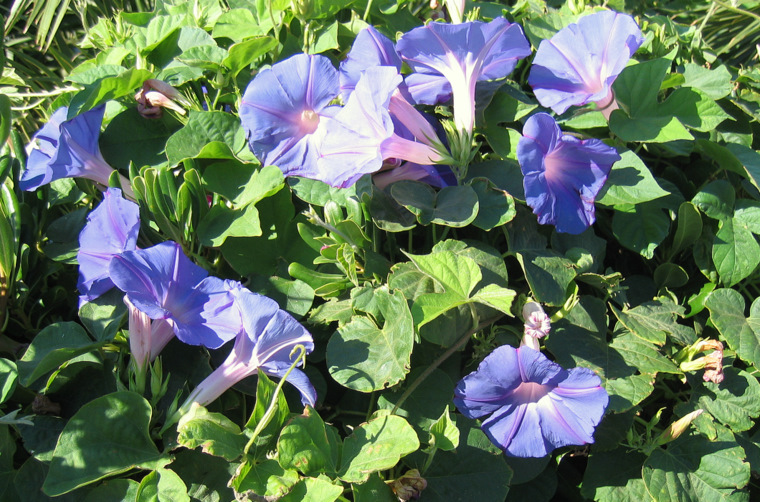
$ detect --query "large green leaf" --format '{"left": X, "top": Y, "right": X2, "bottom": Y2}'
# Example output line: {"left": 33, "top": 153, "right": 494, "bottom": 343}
{"left": 515, "top": 250, "right": 576, "bottom": 306}
{"left": 135, "top": 468, "right": 190, "bottom": 502}
{"left": 612, "top": 202, "right": 670, "bottom": 259}
{"left": 611, "top": 299, "right": 695, "bottom": 346}
{"left": 582, "top": 448, "right": 649, "bottom": 502}
{"left": 277, "top": 407, "right": 341, "bottom": 477}
{"left": 712, "top": 217, "right": 760, "bottom": 287}
{"left": 165, "top": 111, "right": 247, "bottom": 165}
{"left": 689, "top": 368, "right": 760, "bottom": 432}
{"left": 391, "top": 182, "right": 478, "bottom": 227}
{"left": 176, "top": 404, "right": 248, "bottom": 461}
{"left": 327, "top": 286, "right": 414, "bottom": 392}
{"left": 597, "top": 150, "right": 670, "bottom": 207}
{"left": 43, "top": 392, "right": 167, "bottom": 496}
{"left": 705, "top": 289, "right": 760, "bottom": 367}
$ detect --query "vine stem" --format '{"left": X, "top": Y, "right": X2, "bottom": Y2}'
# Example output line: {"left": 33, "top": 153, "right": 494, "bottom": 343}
{"left": 390, "top": 308, "right": 502, "bottom": 415}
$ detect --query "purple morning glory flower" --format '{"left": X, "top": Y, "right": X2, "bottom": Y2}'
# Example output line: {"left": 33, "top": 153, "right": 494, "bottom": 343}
{"left": 340, "top": 26, "right": 403, "bottom": 100}
{"left": 109, "top": 241, "right": 242, "bottom": 349}
{"left": 315, "top": 66, "right": 451, "bottom": 188}
{"left": 124, "top": 297, "right": 175, "bottom": 375}
{"left": 181, "top": 287, "right": 316, "bottom": 409}
{"left": 239, "top": 54, "right": 340, "bottom": 177}
{"left": 528, "top": 11, "right": 644, "bottom": 116}
{"left": 517, "top": 113, "right": 620, "bottom": 234}
{"left": 397, "top": 18, "right": 531, "bottom": 133}
{"left": 77, "top": 187, "right": 140, "bottom": 306}
{"left": 454, "top": 345, "right": 608, "bottom": 457}
{"left": 20, "top": 106, "right": 134, "bottom": 199}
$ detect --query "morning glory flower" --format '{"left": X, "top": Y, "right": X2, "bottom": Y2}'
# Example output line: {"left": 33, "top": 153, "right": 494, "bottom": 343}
{"left": 522, "top": 301, "right": 551, "bottom": 350}
{"left": 77, "top": 187, "right": 140, "bottom": 306}
{"left": 517, "top": 113, "right": 620, "bottom": 234}
{"left": 396, "top": 18, "right": 531, "bottom": 134}
{"left": 454, "top": 345, "right": 608, "bottom": 457}
{"left": 124, "top": 297, "right": 175, "bottom": 380}
{"left": 340, "top": 26, "right": 403, "bottom": 100}
{"left": 528, "top": 11, "right": 644, "bottom": 116}
{"left": 109, "top": 241, "right": 242, "bottom": 349}
{"left": 20, "top": 105, "right": 134, "bottom": 199}
{"left": 180, "top": 287, "right": 316, "bottom": 410}
{"left": 240, "top": 54, "right": 339, "bottom": 177}
{"left": 315, "top": 66, "right": 451, "bottom": 188}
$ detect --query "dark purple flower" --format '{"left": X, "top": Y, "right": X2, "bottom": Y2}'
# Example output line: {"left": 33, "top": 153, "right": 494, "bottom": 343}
{"left": 77, "top": 187, "right": 140, "bottom": 305}
{"left": 20, "top": 106, "right": 134, "bottom": 198}
{"left": 315, "top": 66, "right": 451, "bottom": 188}
{"left": 517, "top": 113, "right": 620, "bottom": 234}
{"left": 454, "top": 345, "right": 608, "bottom": 457}
{"left": 239, "top": 54, "right": 339, "bottom": 177}
{"left": 340, "top": 26, "right": 403, "bottom": 100}
{"left": 528, "top": 11, "right": 644, "bottom": 116}
{"left": 109, "top": 241, "right": 242, "bottom": 349}
{"left": 181, "top": 287, "right": 316, "bottom": 409}
{"left": 397, "top": 18, "right": 531, "bottom": 133}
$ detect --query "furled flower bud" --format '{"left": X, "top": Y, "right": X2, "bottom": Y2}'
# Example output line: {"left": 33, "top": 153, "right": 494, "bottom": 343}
{"left": 521, "top": 301, "right": 551, "bottom": 350}
{"left": 655, "top": 409, "right": 704, "bottom": 446}
{"left": 135, "top": 79, "right": 188, "bottom": 119}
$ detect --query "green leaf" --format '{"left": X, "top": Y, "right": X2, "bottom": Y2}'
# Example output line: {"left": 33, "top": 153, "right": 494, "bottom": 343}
{"left": 605, "top": 374, "right": 656, "bottom": 414}
{"left": 352, "top": 473, "right": 396, "bottom": 502}
{"left": 670, "top": 202, "right": 703, "bottom": 258}
{"left": 610, "top": 59, "right": 693, "bottom": 142}
{"left": 391, "top": 182, "right": 478, "bottom": 227}
{"left": 642, "top": 432, "right": 749, "bottom": 502}
{"left": 277, "top": 407, "right": 341, "bottom": 477}
{"left": 136, "top": 468, "right": 190, "bottom": 502}
{"left": 682, "top": 64, "right": 733, "bottom": 100}
{"left": 0, "top": 95, "right": 11, "bottom": 147}
{"left": 0, "top": 359, "right": 17, "bottom": 405}
{"left": 82, "top": 479, "right": 140, "bottom": 502}
{"left": 712, "top": 217, "right": 760, "bottom": 287}
{"left": 176, "top": 404, "right": 248, "bottom": 461}
{"left": 705, "top": 289, "right": 760, "bottom": 367}
{"left": 515, "top": 250, "right": 576, "bottom": 306}
{"left": 693, "top": 180, "right": 735, "bottom": 221}
{"left": 376, "top": 368, "right": 454, "bottom": 433}
{"left": 69, "top": 69, "right": 154, "bottom": 114}
{"left": 428, "top": 406, "right": 460, "bottom": 452}
{"left": 612, "top": 203, "right": 670, "bottom": 259}
{"left": 197, "top": 203, "right": 261, "bottom": 246}
{"left": 608, "top": 332, "right": 680, "bottom": 375}
{"left": 691, "top": 368, "right": 760, "bottom": 432}
{"left": 289, "top": 177, "right": 360, "bottom": 207}
{"left": 734, "top": 200, "right": 760, "bottom": 235}
{"left": 725, "top": 143, "right": 760, "bottom": 193}
{"left": 43, "top": 391, "right": 167, "bottom": 496}
{"left": 232, "top": 459, "right": 299, "bottom": 498}
{"left": 165, "top": 111, "right": 247, "bottom": 165}
{"left": 278, "top": 476, "right": 344, "bottom": 502}
{"left": 597, "top": 150, "right": 670, "bottom": 207}
{"left": 471, "top": 284, "right": 516, "bottom": 316}
{"left": 17, "top": 322, "right": 102, "bottom": 387}
{"left": 469, "top": 178, "right": 516, "bottom": 230}
{"left": 611, "top": 299, "right": 694, "bottom": 345}
{"left": 339, "top": 414, "right": 419, "bottom": 483}
{"left": 223, "top": 36, "right": 278, "bottom": 77}
{"left": 582, "top": 448, "right": 650, "bottom": 502}
{"left": 327, "top": 286, "right": 414, "bottom": 392}
{"left": 245, "top": 370, "right": 290, "bottom": 452}
{"left": 212, "top": 9, "right": 269, "bottom": 40}
{"left": 405, "top": 251, "right": 482, "bottom": 299}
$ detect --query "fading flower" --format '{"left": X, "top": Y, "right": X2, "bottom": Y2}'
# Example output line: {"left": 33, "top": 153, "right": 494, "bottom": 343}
{"left": 522, "top": 301, "right": 551, "bottom": 349}
{"left": 454, "top": 345, "right": 608, "bottom": 457}
{"left": 240, "top": 54, "right": 339, "bottom": 177}
{"left": 397, "top": 18, "right": 531, "bottom": 133}
{"left": 77, "top": 187, "right": 140, "bottom": 306}
{"left": 109, "top": 241, "right": 242, "bottom": 349}
{"left": 680, "top": 339, "right": 724, "bottom": 384}
{"left": 389, "top": 469, "right": 427, "bottom": 501}
{"left": 517, "top": 113, "right": 620, "bottom": 234}
{"left": 20, "top": 106, "right": 134, "bottom": 199}
{"left": 528, "top": 11, "right": 644, "bottom": 116}
{"left": 180, "top": 287, "right": 316, "bottom": 410}
{"left": 135, "top": 79, "right": 188, "bottom": 119}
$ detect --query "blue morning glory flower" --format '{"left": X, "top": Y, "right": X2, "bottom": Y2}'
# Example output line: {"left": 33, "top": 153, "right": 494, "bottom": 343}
{"left": 454, "top": 345, "right": 608, "bottom": 458}
{"left": 239, "top": 54, "right": 340, "bottom": 177}
{"left": 528, "top": 11, "right": 644, "bottom": 116}
{"left": 517, "top": 113, "right": 620, "bottom": 234}
{"left": 181, "top": 287, "right": 316, "bottom": 409}
{"left": 77, "top": 187, "right": 140, "bottom": 306}
{"left": 396, "top": 18, "right": 531, "bottom": 133}
{"left": 316, "top": 66, "right": 451, "bottom": 188}
{"left": 108, "top": 241, "right": 242, "bottom": 349}
{"left": 20, "top": 106, "right": 134, "bottom": 198}
{"left": 340, "top": 26, "right": 403, "bottom": 101}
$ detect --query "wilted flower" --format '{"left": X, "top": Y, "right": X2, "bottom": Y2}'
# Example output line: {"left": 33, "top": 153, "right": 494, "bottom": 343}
{"left": 397, "top": 18, "right": 531, "bottom": 134}
{"left": 389, "top": 469, "right": 427, "bottom": 501}
{"left": 240, "top": 54, "right": 339, "bottom": 177}
{"left": 77, "top": 187, "right": 140, "bottom": 306}
{"left": 517, "top": 113, "right": 620, "bottom": 234}
{"left": 20, "top": 106, "right": 134, "bottom": 199}
{"left": 109, "top": 241, "right": 242, "bottom": 349}
{"left": 679, "top": 339, "right": 724, "bottom": 384}
{"left": 180, "top": 287, "right": 316, "bottom": 410}
{"left": 528, "top": 11, "right": 644, "bottom": 117}
{"left": 454, "top": 345, "right": 608, "bottom": 457}
{"left": 135, "top": 79, "right": 188, "bottom": 119}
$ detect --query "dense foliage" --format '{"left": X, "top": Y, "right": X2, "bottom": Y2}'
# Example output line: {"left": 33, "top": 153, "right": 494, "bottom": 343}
{"left": 2, "top": 0, "right": 760, "bottom": 500}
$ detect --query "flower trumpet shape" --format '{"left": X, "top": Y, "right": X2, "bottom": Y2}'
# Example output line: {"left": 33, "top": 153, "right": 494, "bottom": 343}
{"left": 397, "top": 18, "right": 531, "bottom": 134}
{"left": 20, "top": 106, "right": 134, "bottom": 198}
{"left": 517, "top": 113, "right": 620, "bottom": 234}
{"left": 454, "top": 345, "right": 608, "bottom": 457}
{"left": 77, "top": 187, "right": 140, "bottom": 305}
{"left": 109, "top": 241, "right": 242, "bottom": 349}
{"left": 240, "top": 53, "right": 339, "bottom": 177}
{"left": 528, "top": 11, "right": 644, "bottom": 116}
{"left": 182, "top": 287, "right": 316, "bottom": 409}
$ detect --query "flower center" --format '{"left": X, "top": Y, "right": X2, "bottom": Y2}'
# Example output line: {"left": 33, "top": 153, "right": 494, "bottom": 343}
{"left": 513, "top": 381, "right": 552, "bottom": 404}
{"left": 300, "top": 109, "right": 320, "bottom": 134}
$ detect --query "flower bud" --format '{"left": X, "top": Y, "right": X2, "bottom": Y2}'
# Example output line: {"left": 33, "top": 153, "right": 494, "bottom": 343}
{"left": 389, "top": 469, "right": 427, "bottom": 501}
{"left": 655, "top": 409, "right": 704, "bottom": 446}
{"left": 135, "top": 79, "right": 188, "bottom": 119}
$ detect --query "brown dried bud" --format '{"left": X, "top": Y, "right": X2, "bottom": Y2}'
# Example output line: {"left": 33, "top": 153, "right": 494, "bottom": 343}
{"left": 32, "top": 394, "right": 61, "bottom": 415}
{"left": 389, "top": 469, "right": 427, "bottom": 501}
